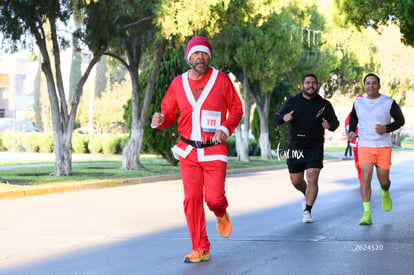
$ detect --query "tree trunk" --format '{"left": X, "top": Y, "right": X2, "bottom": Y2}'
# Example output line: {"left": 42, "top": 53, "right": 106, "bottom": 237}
{"left": 235, "top": 68, "right": 252, "bottom": 162}
{"left": 53, "top": 130, "right": 73, "bottom": 175}
{"left": 259, "top": 92, "right": 272, "bottom": 159}
{"left": 121, "top": 64, "right": 145, "bottom": 170}
{"left": 122, "top": 123, "right": 145, "bottom": 170}
{"left": 392, "top": 128, "right": 402, "bottom": 147}
{"left": 235, "top": 124, "right": 250, "bottom": 162}
{"left": 45, "top": 58, "right": 98, "bottom": 175}
{"left": 250, "top": 90, "right": 272, "bottom": 160}
{"left": 258, "top": 118, "right": 272, "bottom": 159}
{"left": 40, "top": 46, "right": 73, "bottom": 176}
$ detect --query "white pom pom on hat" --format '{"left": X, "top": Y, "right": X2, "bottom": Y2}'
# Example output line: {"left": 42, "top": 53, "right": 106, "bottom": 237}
{"left": 186, "top": 36, "right": 212, "bottom": 61}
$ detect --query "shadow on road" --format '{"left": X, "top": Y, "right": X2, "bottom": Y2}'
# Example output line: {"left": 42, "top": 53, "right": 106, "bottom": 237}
{"left": 2, "top": 186, "right": 413, "bottom": 275}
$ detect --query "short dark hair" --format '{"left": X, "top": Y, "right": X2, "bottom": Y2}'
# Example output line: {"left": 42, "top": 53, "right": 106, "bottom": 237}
{"left": 302, "top": 73, "right": 318, "bottom": 86}
{"left": 363, "top": 73, "right": 380, "bottom": 85}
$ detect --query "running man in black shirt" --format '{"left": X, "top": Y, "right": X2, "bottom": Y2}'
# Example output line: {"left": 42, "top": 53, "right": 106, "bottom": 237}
{"left": 274, "top": 74, "right": 339, "bottom": 223}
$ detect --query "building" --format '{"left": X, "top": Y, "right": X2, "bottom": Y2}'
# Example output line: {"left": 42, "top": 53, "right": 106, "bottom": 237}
{"left": 0, "top": 55, "right": 36, "bottom": 120}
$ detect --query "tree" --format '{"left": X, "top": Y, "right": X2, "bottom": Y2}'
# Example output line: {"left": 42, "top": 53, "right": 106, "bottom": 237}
{"left": 280, "top": 2, "right": 377, "bottom": 101}
{"left": 310, "top": 1, "right": 378, "bottom": 98}
{"left": 81, "top": 0, "right": 167, "bottom": 170}
{"left": 334, "top": 0, "right": 414, "bottom": 47}
{"left": 0, "top": 0, "right": 101, "bottom": 176}
{"left": 235, "top": 11, "right": 302, "bottom": 159}
{"left": 333, "top": 0, "right": 414, "bottom": 146}
{"left": 366, "top": 25, "right": 414, "bottom": 146}
{"left": 212, "top": 0, "right": 266, "bottom": 162}
{"left": 368, "top": 25, "right": 414, "bottom": 105}
{"left": 141, "top": 45, "right": 186, "bottom": 165}
{"left": 252, "top": 81, "right": 291, "bottom": 151}
{"left": 211, "top": 0, "right": 255, "bottom": 162}
{"left": 329, "top": 1, "right": 414, "bottom": 103}
{"left": 93, "top": 81, "right": 130, "bottom": 134}
{"left": 212, "top": 1, "right": 307, "bottom": 160}
{"left": 155, "top": 0, "right": 227, "bottom": 41}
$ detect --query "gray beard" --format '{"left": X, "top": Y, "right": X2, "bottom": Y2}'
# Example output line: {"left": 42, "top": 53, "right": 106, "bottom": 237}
{"left": 191, "top": 65, "right": 208, "bottom": 74}
{"left": 191, "top": 62, "right": 208, "bottom": 74}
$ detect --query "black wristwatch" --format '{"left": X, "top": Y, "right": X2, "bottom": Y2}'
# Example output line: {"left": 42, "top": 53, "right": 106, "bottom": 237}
{"left": 385, "top": 125, "right": 391, "bottom": 133}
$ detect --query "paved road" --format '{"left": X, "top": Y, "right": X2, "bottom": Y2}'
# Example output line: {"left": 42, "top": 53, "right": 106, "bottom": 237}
{"left": 0, "top": 151, "right": 413, "bottom": 274}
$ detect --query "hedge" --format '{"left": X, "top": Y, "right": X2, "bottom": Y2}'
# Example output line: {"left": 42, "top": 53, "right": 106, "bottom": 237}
{"left": 0, "top": 131, "right": 259, "bottom": 156}
{"left": 226, "top": 135, "right": 260, "bottom": 157}
{"left": 0, "top": 132, "right": 128, "bottom": 155}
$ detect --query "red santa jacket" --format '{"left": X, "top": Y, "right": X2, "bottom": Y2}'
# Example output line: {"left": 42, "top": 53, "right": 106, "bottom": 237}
{"left": 157, "top": 67, "right": 243, "bottom": 162}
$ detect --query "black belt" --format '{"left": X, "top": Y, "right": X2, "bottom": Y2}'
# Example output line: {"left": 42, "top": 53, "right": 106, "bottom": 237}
{"left": 180, "top": 136, "right": 219, "bottom": 148}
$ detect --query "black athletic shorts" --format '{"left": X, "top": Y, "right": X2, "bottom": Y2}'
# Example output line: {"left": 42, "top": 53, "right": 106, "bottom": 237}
{"left": 286, "top": 144, "right": 324, "bottom": 173}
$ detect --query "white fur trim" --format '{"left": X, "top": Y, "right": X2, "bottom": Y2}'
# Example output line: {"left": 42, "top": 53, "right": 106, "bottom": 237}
{"left": 216, "top": 125, "right": 229, "bottom": 137}
{"left": 171, "top": 145, "right": 193, "bottom": 160}
{"left": 197, "top": 148, "right": 228, "bottom": 162}
{"left": 187, "top": 45, "right": 211, "bottom": 60}
{"left": 182, "top": 68, "right": 219, "bottom": 141}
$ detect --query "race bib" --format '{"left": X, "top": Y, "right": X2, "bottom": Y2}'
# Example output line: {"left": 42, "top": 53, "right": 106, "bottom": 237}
{"left": 201, "top": 110, "right": 221, "bottom": 133}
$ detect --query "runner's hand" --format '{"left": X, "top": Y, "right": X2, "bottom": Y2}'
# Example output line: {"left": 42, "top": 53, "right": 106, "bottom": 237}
{"left": 322, "top": 118, "right": 330, "bottom": 129}
{"left": 212, "top": 130, "right": 227, "bottom": 144}
{"left": 283, "top": 111, "right": 294, "bottom": 122}
{"left": 348, "top": 131, "right": 357, "bottom": 142}
{"left": 152, "top": 112, "right": 165, "bottom": 127}
{"left": 375, "top": 124, "right": 387, "bottom": 135}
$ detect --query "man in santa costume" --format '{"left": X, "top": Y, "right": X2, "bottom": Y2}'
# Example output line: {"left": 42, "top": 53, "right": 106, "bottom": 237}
{"left": 152, "top": 36, "right": 243, "bottom": 263}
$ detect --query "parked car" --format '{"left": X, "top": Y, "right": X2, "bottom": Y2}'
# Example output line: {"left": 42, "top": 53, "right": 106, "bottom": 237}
{"left": 0, "top": 118, "right": 41, "bottom": 132}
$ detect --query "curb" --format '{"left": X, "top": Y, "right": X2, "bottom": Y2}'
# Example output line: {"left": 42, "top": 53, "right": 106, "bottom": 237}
{"left": 0, "top": 174, "right": 182, "bottom": 200}
{"left": 0, "top": 165, "right": 286, "bottom": 200}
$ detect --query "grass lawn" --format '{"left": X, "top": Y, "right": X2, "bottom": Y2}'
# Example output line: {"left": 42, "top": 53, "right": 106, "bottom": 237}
{"left": 0, "top": 155, "right": 283, "bottom": 186}
{"left": 1, "top": 143, "right": 412, "bottom": 187}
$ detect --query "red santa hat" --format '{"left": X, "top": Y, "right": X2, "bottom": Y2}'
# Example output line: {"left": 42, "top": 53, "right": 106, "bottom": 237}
{"left": 186, "top": 36, "right": 212, "bottom": 61}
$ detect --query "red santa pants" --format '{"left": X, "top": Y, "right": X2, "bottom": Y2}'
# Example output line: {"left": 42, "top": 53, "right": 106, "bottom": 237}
{"left": 353, "top": 146, "right": 362, "bottom": 183}
{"left": 179, "top": 149, "right": 228, "bottom": 252}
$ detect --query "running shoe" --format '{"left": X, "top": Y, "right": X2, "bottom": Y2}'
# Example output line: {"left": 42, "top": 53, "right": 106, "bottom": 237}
{"left": 359, "top": 211, "right": 372, "bottom": 225}
{"left": 183, "top": 249, "right": 210, "bottom": 263}
{"left": 302, "top": 210, "right": 313, "bottom": 223}
{"left": 216, "top": 211, "right": 232, "bottom": 238}
{"left": 380, "top": 189, "right": 392, "bottom": 212}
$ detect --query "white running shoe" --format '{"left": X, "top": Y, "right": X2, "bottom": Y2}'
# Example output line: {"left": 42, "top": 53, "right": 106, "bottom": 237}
{"left": 302, "top": 210, "right": 313, "bottom": 223}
